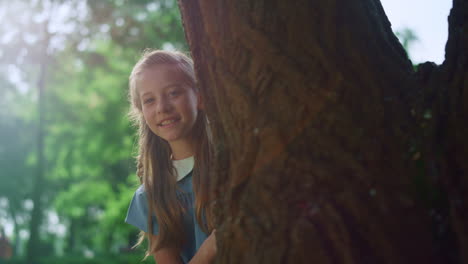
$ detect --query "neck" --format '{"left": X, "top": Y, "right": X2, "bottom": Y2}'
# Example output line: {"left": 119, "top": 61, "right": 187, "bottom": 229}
{"left": 169, "top": 139, "right": 195, "bottom": 160}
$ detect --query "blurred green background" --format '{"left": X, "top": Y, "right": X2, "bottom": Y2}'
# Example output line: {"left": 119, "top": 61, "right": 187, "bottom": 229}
{"left": 0, "top": 1, "right": 420, "bottom": 263}
{"left": 0, "top": 0, "right": 187, "bottom": 263}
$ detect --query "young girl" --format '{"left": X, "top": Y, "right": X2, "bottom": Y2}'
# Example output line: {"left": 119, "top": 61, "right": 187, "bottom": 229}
{"left": 125, "top": 50, "right": 216, "bottom": 264}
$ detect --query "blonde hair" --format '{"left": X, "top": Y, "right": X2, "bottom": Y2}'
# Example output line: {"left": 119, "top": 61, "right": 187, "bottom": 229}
{"left": 128, "top": 49, "right": 214, "bottom": 257}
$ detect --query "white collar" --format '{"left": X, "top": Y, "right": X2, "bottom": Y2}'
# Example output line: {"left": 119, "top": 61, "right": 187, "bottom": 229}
{"left": 173, "top": 156, "right": 194, "bottom": 181}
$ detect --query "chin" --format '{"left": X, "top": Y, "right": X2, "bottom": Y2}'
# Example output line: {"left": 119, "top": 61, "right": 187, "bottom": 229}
{"left": 159, "top": 133, "right": 183, "bottom": 143}
{"left": 165, "top": 137, "right": 180, "bottom": 143}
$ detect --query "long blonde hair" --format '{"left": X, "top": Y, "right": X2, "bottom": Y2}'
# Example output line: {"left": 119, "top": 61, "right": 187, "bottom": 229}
{"left": 128, "top": 49, "right": 214, "bottom": 257}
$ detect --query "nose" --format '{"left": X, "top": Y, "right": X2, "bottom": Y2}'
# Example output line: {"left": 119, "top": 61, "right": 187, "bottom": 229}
{"left": 156, "top": 97, "right": 172, "bottom": 114}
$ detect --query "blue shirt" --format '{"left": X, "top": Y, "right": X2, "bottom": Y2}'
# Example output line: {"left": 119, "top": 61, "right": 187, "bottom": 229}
{"left": 125, "top": 172, "right": 208, "bottom": 263}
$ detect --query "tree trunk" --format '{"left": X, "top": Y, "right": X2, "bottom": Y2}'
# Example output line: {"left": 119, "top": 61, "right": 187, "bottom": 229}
{"left": 26, "top": 30, "right": 50, "bottom": 264}
{"left": 178, "top": 0, "right": 466, "bottom": 263}
{"left": 8, "top": 200, "right": 20, "bottom": 256}
{"left": 65, "top": 218, "right": 76, "bottom": 254}
{"left": 440, "top": 0, "right": 468, "bottom": 262}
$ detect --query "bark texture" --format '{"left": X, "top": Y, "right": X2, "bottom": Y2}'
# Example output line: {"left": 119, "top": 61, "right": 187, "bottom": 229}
{"left": 440, "top": 0, "right": 468, "bottom": 262}
{"left": 178, "top": 0, "right": 466, "bottom": 263}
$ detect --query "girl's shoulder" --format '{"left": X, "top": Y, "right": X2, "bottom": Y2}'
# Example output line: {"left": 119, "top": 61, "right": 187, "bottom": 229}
{"left": 133, "top": 173, "right": 193, "bottom": 195}
{"left": 135, "top": 184, "right": 146, "bottom": 195}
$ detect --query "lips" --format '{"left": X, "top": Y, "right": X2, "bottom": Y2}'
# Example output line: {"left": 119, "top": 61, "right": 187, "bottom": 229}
{"left": 158, "top": 117, "right": 181, "bottom": 127}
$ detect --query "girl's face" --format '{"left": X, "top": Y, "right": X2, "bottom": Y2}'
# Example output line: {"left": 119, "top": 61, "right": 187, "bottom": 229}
{"left": 137, "top": 64, "right": 200, "bottom": 145}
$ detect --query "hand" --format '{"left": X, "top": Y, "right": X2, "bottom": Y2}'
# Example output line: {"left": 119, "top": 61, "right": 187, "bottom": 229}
{"left": 199, "top": 229, "right": 217, "bottom": 261}
{"left": 189, "top": 229, "right": 217, "bottom": 264}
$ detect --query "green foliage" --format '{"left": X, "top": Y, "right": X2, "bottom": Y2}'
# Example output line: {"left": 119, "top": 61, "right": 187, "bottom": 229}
{"left": 0, "top": 0, "right": 186, "bottom": 258}
{"left": 395, "top": 28, "right": 419, "bottom": 52}
{"left": 395, "top": 27, "right": 418, "bottom": 64}
{"left": 4, "top": 253, "right": 155, "bottom": 264}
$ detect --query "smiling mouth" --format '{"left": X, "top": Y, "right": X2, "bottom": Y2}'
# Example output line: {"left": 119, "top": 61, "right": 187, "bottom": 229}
{"left": 158, "top": 118, "right": 180, "bottom": 127}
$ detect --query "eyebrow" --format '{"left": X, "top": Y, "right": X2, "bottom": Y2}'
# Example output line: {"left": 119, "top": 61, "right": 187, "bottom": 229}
{"left": 140, "top": 91, "right": 152, "bottom": 98}
{"left": 163, "top": 83, "right": 183, "bottom": 90}
{"left": 140, "top": 84, "right": 184, "bottom": 98}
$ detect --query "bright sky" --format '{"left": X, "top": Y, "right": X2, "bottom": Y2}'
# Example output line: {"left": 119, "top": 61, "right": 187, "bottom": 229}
{"left": 380, "top": 0, "right": 453, "bottom": 64}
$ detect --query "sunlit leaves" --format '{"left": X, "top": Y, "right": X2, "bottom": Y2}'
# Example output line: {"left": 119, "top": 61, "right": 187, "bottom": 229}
{"left": 1, "top": 0, "right": 187, "bottom": 257}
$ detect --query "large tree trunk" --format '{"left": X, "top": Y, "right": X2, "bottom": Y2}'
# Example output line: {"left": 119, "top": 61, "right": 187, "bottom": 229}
{"left": 178, "top": 0, "right": 466, "bottom": 263}
{"left": 441, "top": 0, "right": 468, "bottom": 262}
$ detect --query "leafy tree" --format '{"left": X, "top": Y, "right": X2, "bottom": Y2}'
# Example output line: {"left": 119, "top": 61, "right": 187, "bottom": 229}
{"left": 396, "top": 28, "right": 419, "bottom": 52}
{"left": 0, "top": 0, "right": 187, "bottom": 259}
{"left": 0, "top": 75, "right": 35, "bottom": 255}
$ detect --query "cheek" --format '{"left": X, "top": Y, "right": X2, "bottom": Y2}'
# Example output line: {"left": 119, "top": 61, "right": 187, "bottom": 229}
{"left": 142, "top": 107, "right": 153, "bottom": 124}
{"left": 184, "top": 93, "right": 200, "bottom": 113}
{"left": 182, "top": 99, "right": 199, "bottom": 118}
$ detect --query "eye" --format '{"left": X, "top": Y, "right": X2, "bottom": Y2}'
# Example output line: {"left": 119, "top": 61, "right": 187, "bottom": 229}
{"left": 168, "top": 89, "right": 181, "bottom": 98}
{"left": 143, "top": 98, "right": 154, "bottom": 104}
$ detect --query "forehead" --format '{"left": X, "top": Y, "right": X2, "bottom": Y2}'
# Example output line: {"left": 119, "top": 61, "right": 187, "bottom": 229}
{"left": 136, "top": 64, "right": 188, "bottom": 95}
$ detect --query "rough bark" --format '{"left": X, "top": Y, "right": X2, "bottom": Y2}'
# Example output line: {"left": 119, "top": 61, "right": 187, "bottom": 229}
{"left": 178, "top": 0, "right": 465, "bottom": 263}
{"left": 440, "top": 0, "right": 468, "bottom": 262}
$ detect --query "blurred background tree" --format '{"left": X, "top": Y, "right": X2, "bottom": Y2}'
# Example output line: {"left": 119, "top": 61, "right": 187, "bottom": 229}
{"left": 396, "top": 28, "right": 419, "bottom": 52}
{"left": 0, "top": 0, "right": 187, "bottom": 263}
